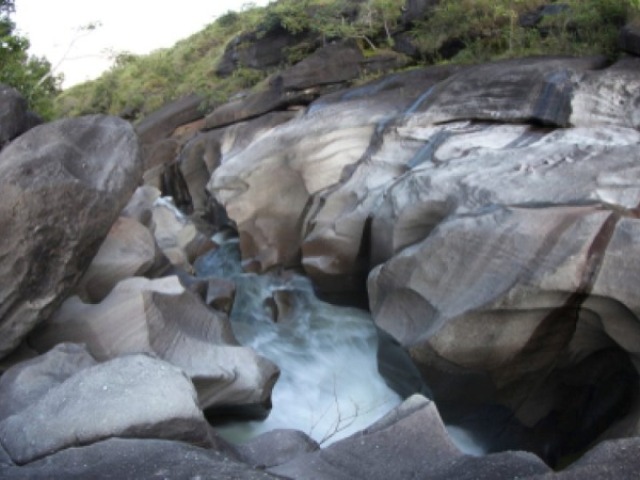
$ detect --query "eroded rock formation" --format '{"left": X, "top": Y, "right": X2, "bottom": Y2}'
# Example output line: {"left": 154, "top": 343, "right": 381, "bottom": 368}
{"left": 3, "top": 25, "right": 640, "bottom": 478}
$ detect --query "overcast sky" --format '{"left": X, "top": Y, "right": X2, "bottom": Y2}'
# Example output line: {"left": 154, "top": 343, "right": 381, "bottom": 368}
{"left": 14, "top": 0, "right": 271, "bottom": 87}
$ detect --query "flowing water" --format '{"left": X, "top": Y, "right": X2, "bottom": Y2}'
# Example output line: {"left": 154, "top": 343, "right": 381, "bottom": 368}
{"left": 195, "top": 238, "right": 402, "bottom": 446}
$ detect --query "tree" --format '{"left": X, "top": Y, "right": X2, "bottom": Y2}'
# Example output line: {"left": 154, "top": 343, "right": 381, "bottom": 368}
{"left": 0, "top": 0, "right": 61, "bottom": 120}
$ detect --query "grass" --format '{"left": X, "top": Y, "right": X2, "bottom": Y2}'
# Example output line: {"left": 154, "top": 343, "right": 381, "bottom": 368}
{"left": 53, "top": 0, "right": 640, "bottom": 120}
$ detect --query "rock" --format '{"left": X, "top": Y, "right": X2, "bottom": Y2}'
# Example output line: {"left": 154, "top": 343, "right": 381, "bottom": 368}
{"left": 550, "top": 438, "right": 640, "bottom": 479}
{"left": 0, "top": 84, "right": 29, "bottom": 148}
{"left": 141, "top": 137, "right": 180, "bottom": 188}
{"left": 181, "top": 111, "right": 299, "bottom": 226}
{"left": 270, "top": 395, "right": 551, "bottom": 479}
{"left": 203, "top": 86, "right": 315, "bottom": 130}
{"left": 570, "top": 57, "right": 640, "bottom": 129}
{"left": 216, "top": 27, "right": 315, "bottom": 76}
{"left": 135, "top": 93, "right": 204, "bottom": 146}
{"left": 277, "top": 41, "right": 364, "bottom": 91}
{"left": 370, "top": 123, "right": 640, "bottom": 264}
{"left": 0, "top": 115, "right": 142, "bottom": 359}
{"left": 205, "top": 42, "right": 364, "bottom": 130}
{"left": 400, "top": 0, "right": 437, "bottom": 26}
{"left": 0, "top": 438, "right": 280, "bottom": 480}
{"left": 237, "top": 429, "right": 320, "bottom": 468}
{"left": 519, "top": 4, "right": 570, "bottom": 28}
{"left": 359, "top": 51, "right": 412, "bottom": 76}
{"left": 369, "top": 201, "right": 640, "bottom": 462}
{"left": 0, "top": 354, "right": 211, "bottom": 465}
{"left": 29, "top": 276, "right": 279, "bottom": 412}
{"left": 205, "top": 277, "right": 236, "bottom": 313}
{"left": 409, "top": 56, "right": 607, "bottom": 127}
{"left": 208, "top": 64, "right": 459, "bottom": 276}
{"left": 209, "top": 96, "right": 379, "bottom": 270}
{"left": 620, "top": 23, "right": 640, "bottom": 56}
{"left": 76, "top": 216, "right": 166, "bottom": 302}
{"left": 120, "top": 185, "right": 161, "bottom": 226}
{"left": 0, "top": 343, "right": 97, "bottom": 421}
{"left": 150, "top": 197, "right": 216, "bottom": 271}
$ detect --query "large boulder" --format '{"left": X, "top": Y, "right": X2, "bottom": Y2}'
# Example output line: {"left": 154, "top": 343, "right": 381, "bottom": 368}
{"left": 275, "top": 40, "right": 364, "bottom": 91}
{"left": 216, "top": 26, "right": 315, "bottom": 77}
{"left": 0, "top": 438, "right": 279, "bottom": 480}
{"left": 29, "top": 276, "right": 280, "bottom": 412}
{"left": 0, "top": 354, "right": 211, "bottom": 464}
{"left": 204, "top": 42, "right": 364, "bottom": 130}
{"left": 0, "top": 115, "right": 142, "bottom": 358}
{"left": 75, "top": 216, "right": 166, "bottom": 302}
{"left": 368, "top": 200, "right": 640, "bottom": 462}
{"left": 135, "top": 93, "right": 204, "bottom": 146}
{"left": 407, "top": 56, "right": 607, "bottom": 127}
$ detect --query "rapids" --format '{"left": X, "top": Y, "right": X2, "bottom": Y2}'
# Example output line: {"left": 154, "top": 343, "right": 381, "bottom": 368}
{"left": 195, "top": 238, "right": 401, "bottom": 446}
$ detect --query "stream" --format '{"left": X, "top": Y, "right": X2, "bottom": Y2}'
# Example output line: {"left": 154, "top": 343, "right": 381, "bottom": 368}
{"left": 195, "top": 236, "right": 483, "bottom": 453}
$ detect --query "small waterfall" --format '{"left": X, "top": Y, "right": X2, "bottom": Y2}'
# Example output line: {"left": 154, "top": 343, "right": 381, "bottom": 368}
{"left": 195, "top": 239, "right": 402, "bottom": 446}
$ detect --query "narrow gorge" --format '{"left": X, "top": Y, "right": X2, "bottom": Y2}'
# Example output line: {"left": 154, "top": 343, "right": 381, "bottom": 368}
{"left": 2, "top": 3, "right": 640, "bottom": 478}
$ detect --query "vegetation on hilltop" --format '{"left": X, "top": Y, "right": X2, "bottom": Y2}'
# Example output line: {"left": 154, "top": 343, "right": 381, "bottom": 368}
{"left": 54, "top": 0, "right": 640, "bottom": 121}
{"left": 0, "top": 0, "right": 61, "bottom": 119}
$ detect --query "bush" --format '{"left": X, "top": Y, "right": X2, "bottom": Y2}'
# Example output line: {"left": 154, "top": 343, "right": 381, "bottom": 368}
{"left": 411, "top": 0, "right": 639, "bottom": 62}
{"left": 0, "top": 1, "right": 61, "bottom": 119}
{"left": 53, "top": 0, "right": 640, "bottom": 120}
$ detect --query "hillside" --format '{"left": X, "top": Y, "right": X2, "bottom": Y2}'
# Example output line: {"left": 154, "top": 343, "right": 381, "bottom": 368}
{"left": 54, "top": 0, "right": 639, "bottom": 120}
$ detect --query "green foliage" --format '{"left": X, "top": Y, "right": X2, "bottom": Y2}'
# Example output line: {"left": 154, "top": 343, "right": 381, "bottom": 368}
{"left": 412, "top": 0, "right": 639, "bottom": 63}
{"left": 53, "top": 0, "right": 639, "bottom": 121}
{"left": 0, "top": 1, "right": 61, "bottom": 119}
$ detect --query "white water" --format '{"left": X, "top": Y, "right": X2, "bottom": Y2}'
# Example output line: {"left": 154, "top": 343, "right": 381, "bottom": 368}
{"left": 195, "top": 239, "right": 402, "bottom": 446}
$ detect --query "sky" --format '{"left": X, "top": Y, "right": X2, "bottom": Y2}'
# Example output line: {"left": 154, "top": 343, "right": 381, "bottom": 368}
{"left": 14, "top": 0, "right": 271, "bottom": 88}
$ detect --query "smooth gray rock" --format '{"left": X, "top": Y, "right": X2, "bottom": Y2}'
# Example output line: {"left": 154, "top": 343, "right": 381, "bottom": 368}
{"left": 237, "top": 429, "right": 319, "bottom": 468}
{"left": 183, "top": 111, "right": 299, "bottom": 224}
{"left": 30, "top": 276, "right": 280, "bottom": 412}
{"left": 0, "top": 354, "right": 211, "bottom": 465}
{"left": 409, "top": 56, "right": 606, "bottom": 127}
{"left": 135, "top": 93, "right": 204, "bottom": 145}
{"left": 277, "top": 41, "right": 363, "bottom": 91}
{"left": 271, "top": 395, "right": 551, "bottom": 480}
{"left": 570, "top": 57, "right": 640, "bottom": 128}
{"left": 0, "top": 343, "right": 97, "bottom": 422}
{"left": 369, "top": 202, "right": 640, "bottom": 462}
{"left": 548, "top": 438, "right": 640, "bottom": 479}
{"left": 371, "top": 123, "right": 640, "bottom": 264}
{"left": 205, "top": 42, "right": 363, "bottom": 129}
{"left": 208, "top": 64, "right": 459, "bottom": 275}
{"left": 0, "top": 438, "right": 279, "bottom": 479}
{"left": 75, "top": 216, "right": 163, "bottom": 302}
{"left": 0, "top": 115, "right": 142, "bottom": 359}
